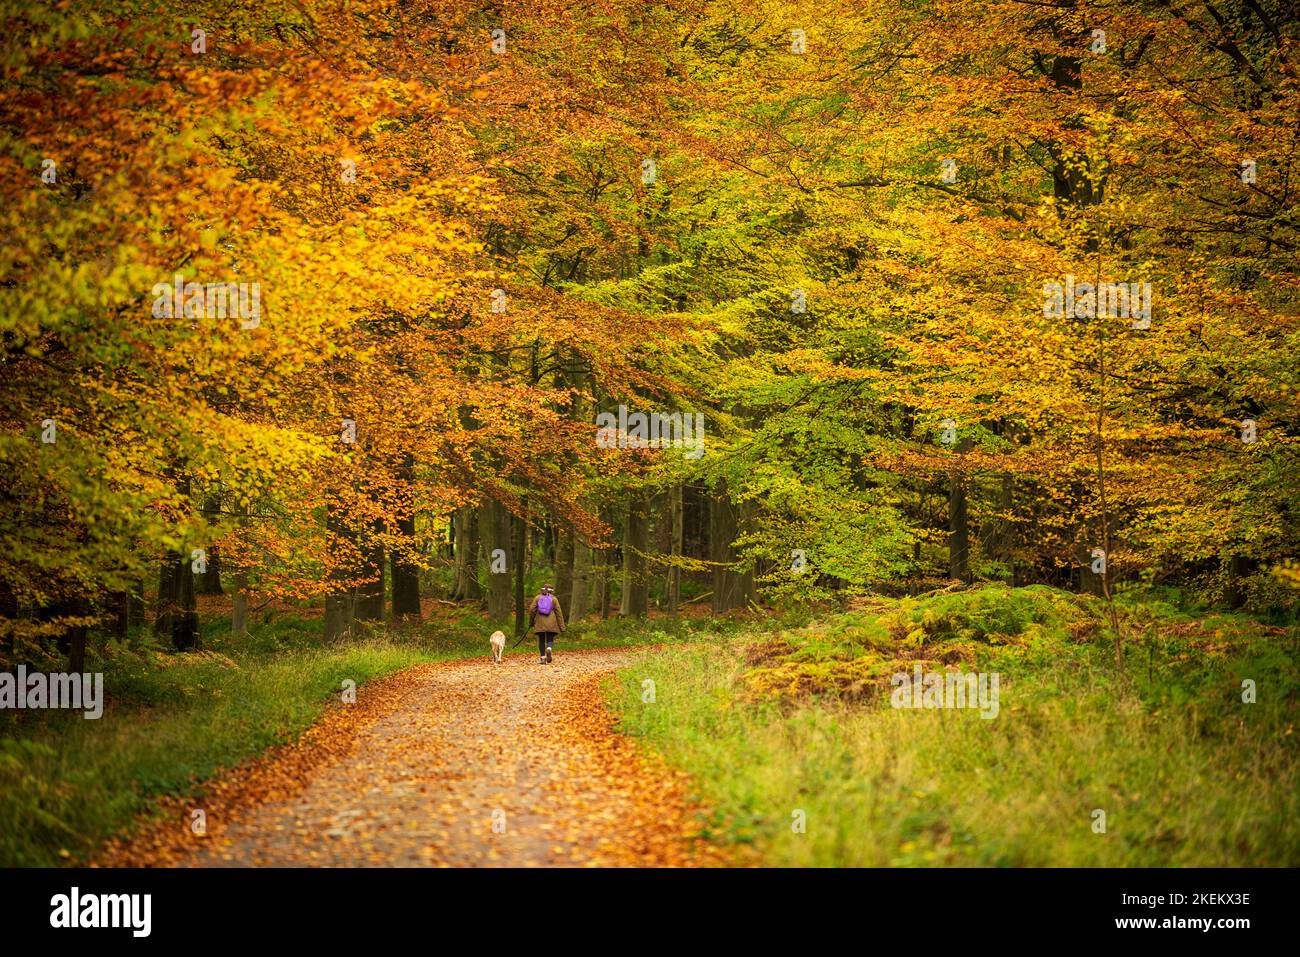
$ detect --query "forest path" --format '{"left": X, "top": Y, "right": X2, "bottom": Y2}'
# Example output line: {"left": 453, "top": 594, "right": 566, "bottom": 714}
{"left": 180, "top": 647, "right": 721, "bottom": 867}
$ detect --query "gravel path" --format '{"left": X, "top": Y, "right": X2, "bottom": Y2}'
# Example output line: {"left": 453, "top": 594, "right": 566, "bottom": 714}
{"left": 179, "top": 647, "right": 721, "bottom": 867}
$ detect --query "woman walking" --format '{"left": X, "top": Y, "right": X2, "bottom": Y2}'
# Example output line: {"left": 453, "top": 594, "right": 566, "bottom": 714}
{"left": 528, "top": 583, "right": 565, "bottom": 663}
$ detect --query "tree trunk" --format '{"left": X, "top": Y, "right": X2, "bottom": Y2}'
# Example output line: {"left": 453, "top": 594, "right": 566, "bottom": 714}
{"left": 513, "top": 505, "right": 528, "bottom": 635}
{"left": 154, "top": 550, "right": 200, "bottom": 648}
{"left": 710, "top": 480, "right": 753, "bottom": 612}
{"left": 355, "top": 517, "right": 385, "bottom": 622}
{"left": 998, "top": 474, "right": 1016, "bottom": 584}
{"left": 197, "top": 494, "right": 224, "bottom": 595}
{"left": 231, "top": 570, "right": 249, "bottom": 637}
{"left": 599, "top": 522, "right": 614, "bottom": 621}
{"left": 555, "top": 525, "right": 575, "bottom": 620}
{"left": 1224, "top": 555, "right": 1255, "bottom": 610}
{"left": 323, "top": 592, "right": 355, "bottom": 642}
{"left": 173, "top": 552, "right": 199, "bottom": 650}
{"left": 46, "top": 596, "right": 90, "bottom": 672}
{"left": 1080, "top": 541, "right": 1105, "bottom": 596}
{"left": 66, "top": 597, "right": 88, "bottom": 673}
{"left": 571, "top": 537, "right": 591, "bottom": 622}
{"left": 198, "top": 543, "right": 223, "bottom": 595}
{"left": 391, "top": 514, "right": 422, "bottom": 622}
{"left": 0, "top": 584, "right": 15, "bottom": 659}
{"left": 738, "top": 498, "right": 757, "bottom": 605}
{"left": 621, "top": 491, "right": 649, "bottom": 617}
{"left": 480, "top": 500, "right": 513, "bottom": 620}
{"left": 154, "top": 552, "right": 177, "bottom": 638}
{"left": 128, "top": 579, "right": 145, "bottom": 630}
{"left": 108, "top": 590, "right": 129, "bottom": 639}
{"left": 668, "top": 483, "right": 683, "bottom": 616}
{"left": 948, "top": 439, "right": 972, "bottom": 583}
{"left": 323, "top": 505, "right": 357, "bottom": 642}
{"left": 948, "top": 478, "right": 970, "bottom": 582}
{"left": 451, "top": 505, "right": 482, "bottom": 600}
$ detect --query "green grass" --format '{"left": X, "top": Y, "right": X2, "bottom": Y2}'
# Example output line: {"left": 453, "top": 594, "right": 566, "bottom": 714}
{"left": 0, "top": 605, "right": 708, "bottom": 867}
{"left": 609, "top": 584, "right": 1300, "bottom": 866}
{"left": 13, "top": 584, "right": 1292, "bottom": 868}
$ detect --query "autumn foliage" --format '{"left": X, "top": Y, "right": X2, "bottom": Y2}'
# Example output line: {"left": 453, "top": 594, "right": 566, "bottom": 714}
{"left": 1, "top": 0, "right": 1297, "bottom": 664}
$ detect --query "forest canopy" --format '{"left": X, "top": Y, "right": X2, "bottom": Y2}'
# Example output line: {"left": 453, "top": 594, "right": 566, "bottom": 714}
{"left": 2, "top": 0, "right": 1297, "bottom": 667}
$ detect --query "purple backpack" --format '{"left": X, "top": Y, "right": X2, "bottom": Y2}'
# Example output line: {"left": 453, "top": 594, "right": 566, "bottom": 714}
{"left": 537, "top": 594, "right": 554, "bottom": 616}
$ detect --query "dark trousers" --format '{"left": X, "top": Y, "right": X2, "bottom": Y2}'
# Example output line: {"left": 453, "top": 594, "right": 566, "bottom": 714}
{"left": 537, "top": 632, "right": 557, "bottom": 655}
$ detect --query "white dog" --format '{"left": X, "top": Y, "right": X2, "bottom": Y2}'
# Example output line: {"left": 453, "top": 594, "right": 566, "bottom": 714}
{"left": 489, "top": 630, "right": 506, "bottom": 664}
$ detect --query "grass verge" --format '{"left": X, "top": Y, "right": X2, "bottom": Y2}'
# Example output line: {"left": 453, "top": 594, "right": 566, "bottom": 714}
{"left": 609, "top": 585, "right": 1300, "bottom": 866}
{"left": 1, "top": 605, "right": 716, "bottom": 867}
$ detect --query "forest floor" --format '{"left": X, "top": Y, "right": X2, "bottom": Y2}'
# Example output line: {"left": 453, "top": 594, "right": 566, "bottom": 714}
{"left": 11, "top": 585, "right": 1296, "bottom": 868}
{"left": 98, "top": 647, "right": 726, "bottom": 867}
{"left": 610, "top": 586, "right": 1300, "bottom": 866}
